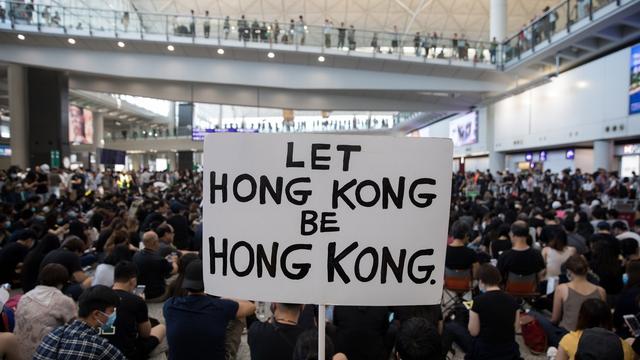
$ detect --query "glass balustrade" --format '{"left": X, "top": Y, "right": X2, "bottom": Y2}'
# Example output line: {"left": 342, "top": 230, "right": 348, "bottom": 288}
{"left": 0, "top": 0, "right": 631, "bottom": 68}
{"left": 502, "top": 0, "right": 633, "bottom": 66}
{"left": 0, "top": 0, "right": 497, "bottom": 66}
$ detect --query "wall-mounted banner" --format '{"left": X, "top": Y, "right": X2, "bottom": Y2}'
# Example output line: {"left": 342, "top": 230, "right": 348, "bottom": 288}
{"left": 203, "top": 134, "right": 453, "bottom": 306}
{"left": 630, "top": 43, "right": 640, "bottom": 115}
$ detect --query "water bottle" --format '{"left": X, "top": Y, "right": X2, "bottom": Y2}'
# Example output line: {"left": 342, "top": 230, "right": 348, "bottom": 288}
{"left": 256, "top": 301, "right": 267, "bottom": 322}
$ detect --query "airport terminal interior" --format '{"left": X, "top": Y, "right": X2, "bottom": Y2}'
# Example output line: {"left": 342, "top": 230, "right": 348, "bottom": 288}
{"left": 2, "top": 0, "right": 640, "bottom": 359}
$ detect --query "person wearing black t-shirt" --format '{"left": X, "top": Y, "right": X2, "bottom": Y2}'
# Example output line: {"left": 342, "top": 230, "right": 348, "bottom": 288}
{"left": 41, "top": 236, "right": 92, "bottom": 299}
{"left": 248, "top": 303, "right": 304, "bottom": 360}
{"left": 443, "top": 264, "right": 520, "bottom": 359}
{"left": 490, "top": 224, "right": 512, "bottom": 259}
{"left": 333, "top": 306, "right": 391, "bottom": 360}
{"left": 133, "top": 231, "right": 177, "bottom": 301}
{"left": 70, "top": 169, "right": 86, "bottom": 198}
{"left": 497, "top": 221, "right": 545, "bottom": 280}
{"left": 105, "top": 261, "right": 166, "bottom": 359}
{"left": 0, "top": 229, "right": 35, "bottom": 284}
{"left": 445, "top": 220, "right": 479, "bottom": 275}
{"left": 34, "top": 165, "right": 49, "bottom": 200}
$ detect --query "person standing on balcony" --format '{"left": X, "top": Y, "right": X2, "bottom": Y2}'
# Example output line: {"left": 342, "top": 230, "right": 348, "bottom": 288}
{"left": 542, "top": 6, "right": 551, "bottom": 41}
{"left": 490, "top": 37, "right": 498, "bottom": 64}
{"left": 347, "top": 25, "right": 356, "bottom": 50}
{"left": 452, "top": 33, "right": 458, "bottom": 58}
{"left": 296, "top": 15, "right": 306, "bottom": 45}
{"left": 577, "top": 0, "right": 588, "bottom": 20}
{"left": 430, "top": 32, "right": 438, "bottom": 56}
{"left": 289, "top": 19, "right": 295, "bottom": 44}
{"left": 42, "top": 6, "right": 50, "bottom": 26}
{"left": 122, "top": 12, "right": 130, "bottom": 32}
{"left": 391, "top": 25, "right": 399, "bottom": 53}
{"left": 337, "top": 22, "right": 346, "bottom": 49}
{"left": 223, "top": 16, "right": 230, "bottom": 39}
{"left": 323, "top": 19, "right": 332, "bottom": 48}
{"left": 237, "top": 15, "right": 246, "bottom": 41}
{"left": 422, "top": 35, "right": 429, "bottom": 58}
{"left": 251, "top": 19, "right": 260, "bottom": 41}
{"left": 203, "top": 10, "right": 211, "bottom": 38}
{"left": 51, "top": 11, "right": 60, "bottom": 27}
{"left": 549, "top": 7, "right": 558, "bottom": 35}
{"left": 413, "top": 32, "right": 421, "bottom": 56}
{"left": 273, "top": 20, "right": 280, "bottom": 43}
{"left": 25, "top": 0, "right": 34, "bottom": 25}
{"left": 459, "top": 34, "right": 467, "bottom": 60}
{"left": 260, "top": 22, "right": 268, "bottom": 42}
{"left": 189, "top": 10, "right": 195, "bottom": 36}
{"left": 371, "top": 32, "right": 379, "bottom": 53}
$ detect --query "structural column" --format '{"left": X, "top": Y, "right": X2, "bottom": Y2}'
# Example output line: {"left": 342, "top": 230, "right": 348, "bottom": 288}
{"left": 178, "top": 151, "right": 193, "bottom": 171}
{"left": 593, "top": 140, "right": 614, "bottom": 172}
{"left": 489, "top": 152, "right": 506, "bottom": 173}
{"left": 490, "top": 0, "right": 507, "bottom": 41}
{"left": 26, "top": 67, "right": 69, "bottom": 167}
{"left": 92, "top": 113, "right": 104, "bottom": 169}
{"left": 8, "top": 64, "right": 28, "bottom": 168}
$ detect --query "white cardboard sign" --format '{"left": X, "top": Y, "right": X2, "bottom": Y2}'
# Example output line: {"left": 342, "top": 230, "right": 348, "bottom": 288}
{"left": 203, "top": 134, "right": 452, "bottom": 306}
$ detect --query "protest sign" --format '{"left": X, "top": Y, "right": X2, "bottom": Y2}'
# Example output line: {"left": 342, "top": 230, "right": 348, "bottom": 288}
{"left": 203, "top": 134, "right": 453, "bottom": 305}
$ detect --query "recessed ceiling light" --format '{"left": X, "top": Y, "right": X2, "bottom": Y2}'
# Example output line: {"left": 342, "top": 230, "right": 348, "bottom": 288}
{"left": 217, "top": 48, "right": 225, "bottom": 55}
{"left": 318, "top": 56, "right": 325, "bottom": 62}
{"left": 167, "top": 44, "right": 175, "bottom": 51}
{"left": 117, "top": 41, "right": 125, "bottom": 48}
{"left": 67, "top": 38, "right": 76, "bottom": 45}
{"left": 17, "top": 34, "right": 25, "bottom": 40}
{"left": 267, "top": 51, "right": 275, "bottom": 59}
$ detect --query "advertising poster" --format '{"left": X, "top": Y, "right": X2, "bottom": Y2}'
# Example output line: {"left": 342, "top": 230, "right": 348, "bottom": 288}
{"left": 203, "top": 134, "right": 453, "bottom": 306}
{"left": 449, "top": 112, "right": 478, "bottom": 147}
{"left": 630, "top": 44, "right": 640, "bottom": 115}
{"left": 69, "top": 105, "right": 94, "bottom": 145}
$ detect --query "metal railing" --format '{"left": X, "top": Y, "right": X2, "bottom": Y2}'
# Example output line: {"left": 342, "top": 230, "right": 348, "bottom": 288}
{"left": 0, "top": 0, "right": 499, "bottom": 66}
{"left": 0, "top": 0, "right": 632, "bottom": 70}
{"left": 502, "top": 0, "right": 631, "bottom": 65}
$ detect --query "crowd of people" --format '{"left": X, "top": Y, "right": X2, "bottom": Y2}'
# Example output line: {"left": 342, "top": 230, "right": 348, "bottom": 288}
{"left": 1, "top": 164, "right": 640, "bottom": 359}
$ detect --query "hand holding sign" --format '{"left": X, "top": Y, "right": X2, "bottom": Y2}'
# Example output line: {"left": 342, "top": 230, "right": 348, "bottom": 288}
{"left": 203, "top": 134, "right": 452, "bottom": 306}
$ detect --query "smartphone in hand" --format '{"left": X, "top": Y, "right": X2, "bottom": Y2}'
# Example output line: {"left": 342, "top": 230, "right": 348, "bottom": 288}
{"left": 133, "top": 285, "right": 146, "bottom": 298}
{"left": 623, "top": 314, "right": 640, "bottom": 337}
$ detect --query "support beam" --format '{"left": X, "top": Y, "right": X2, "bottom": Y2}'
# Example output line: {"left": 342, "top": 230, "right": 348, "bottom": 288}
{"left": 596, "top": 26, "right": 623, "bottom": 41}
{"left": 573, "top": 38, "right": 600, "bottom": 51}
{"left": 403, "top": 0, "right": 433, "bottom": 35}
{"left": 392, "top": 0, "right": 414, "bottom": 16}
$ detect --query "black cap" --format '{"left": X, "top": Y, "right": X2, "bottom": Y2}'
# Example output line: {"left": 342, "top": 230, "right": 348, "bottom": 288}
{"left": 182, "top": 259, "right": 204, "bottom": 292}
{"left": 597, "top": 221, "right": 611, "bottom": 231}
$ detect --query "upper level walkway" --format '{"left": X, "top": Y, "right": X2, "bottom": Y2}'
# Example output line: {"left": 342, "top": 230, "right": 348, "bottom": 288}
{"left": 0, "top": 0, "right": 498, "bottom": 68}
{"left": 0, "top": 0, "right": 638, "bottom": 111}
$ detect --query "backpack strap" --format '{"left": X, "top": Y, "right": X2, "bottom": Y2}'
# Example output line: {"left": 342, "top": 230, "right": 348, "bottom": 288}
{"left": 1, "top": 311, "right": 8, "bottom": 332}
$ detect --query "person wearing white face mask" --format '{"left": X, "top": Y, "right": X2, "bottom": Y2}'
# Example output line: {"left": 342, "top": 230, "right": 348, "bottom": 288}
{"left": 442, "top": 264, "right": 521, "bottom": 359}
{"left": 34, "top": 285, "right": 125, "bottom": 360}
{"left": 15, "top": 264, "right": 77, "bottom": 358}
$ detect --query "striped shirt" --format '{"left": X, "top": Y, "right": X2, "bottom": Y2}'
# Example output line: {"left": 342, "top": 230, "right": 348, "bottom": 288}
{"left": 33, "top": 320, "right": 125, "bottom": 360}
